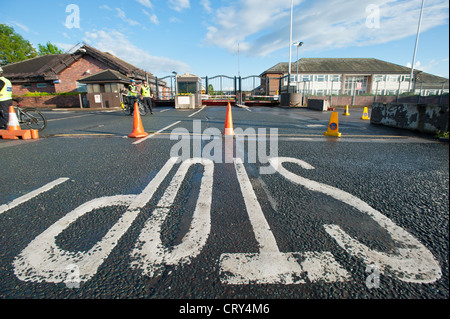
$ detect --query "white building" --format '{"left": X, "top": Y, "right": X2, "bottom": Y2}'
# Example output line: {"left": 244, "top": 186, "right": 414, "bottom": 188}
{"left": 260, "top": 58, "right": 449, "bottom": 97}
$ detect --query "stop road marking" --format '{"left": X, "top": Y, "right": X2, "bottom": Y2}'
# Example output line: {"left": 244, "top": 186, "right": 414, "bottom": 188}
{"left": 10, "top": 157, "right": 441, "bottom": 285}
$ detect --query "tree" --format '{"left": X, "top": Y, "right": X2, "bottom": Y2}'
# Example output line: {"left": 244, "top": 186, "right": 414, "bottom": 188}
{"left": 0, "top": 24, "right": 37, "bottom": 65}
{"left": 38, "top": 42, "right": 63, "bottom": 56}
{"left": 208, "top": 84, "right": 214, "bottom": 95}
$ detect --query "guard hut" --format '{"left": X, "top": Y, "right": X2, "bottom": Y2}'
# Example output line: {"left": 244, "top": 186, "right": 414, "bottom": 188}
{"left": 78, "top": 69, "right": 131, "bottom": 108}
{"left": 175, "top": 73, "right": 202, "bottom": 109}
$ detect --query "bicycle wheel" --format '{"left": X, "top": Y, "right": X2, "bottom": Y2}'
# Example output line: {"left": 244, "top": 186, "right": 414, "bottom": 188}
{"left": 138, "top": 101, "right": 148, "bottom": 116}
{"left": 20, "top": 108, "right": 47, "bottom": 131}
{"left": 122, "top": 104, "right": 131, "bottom": 115}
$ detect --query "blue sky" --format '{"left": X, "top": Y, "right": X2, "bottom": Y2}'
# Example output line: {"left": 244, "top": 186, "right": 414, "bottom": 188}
{"left": 1, "top": 0, "right": 449, "bottom": 79}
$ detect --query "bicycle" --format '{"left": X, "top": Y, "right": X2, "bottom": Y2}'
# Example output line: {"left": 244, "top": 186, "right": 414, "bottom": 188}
{"left": 120, "top": 94, "right": 148, "bottom": 116}
{"left": 12, "top": 98, "right": 47, "bottom": 131}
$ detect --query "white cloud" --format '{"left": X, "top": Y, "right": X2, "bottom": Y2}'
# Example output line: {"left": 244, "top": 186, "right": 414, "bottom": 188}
{"left": 169, "top": 17, "right": 182, "bottom": 23}
{"left": 204, "top": 0, "right": 449, "bottom": 57}
{"left": 143, "top": 10, "right": 159, "bottom": 25}
{"left": 136, "top": 0, "right": 153, "bottom": 9}
{"left": 407, "top": 58, "right": 449, "bottom": 77}
{"left": 116, "top": 8, "right": 140, "bottom": 26}
{"left": 205, "top": 0, "right": 302, "bottom": 54}
{"left": 169, "top": 0, "right": 190, "bottom": 12}
{"left": 84, "top": 30, "right": 192, "bottom": 74}
{"left": 11, "top": 21, "right": 30, "bottom": 33}
{"left": 201, "top": 0, "right": 212, "bottom": 13}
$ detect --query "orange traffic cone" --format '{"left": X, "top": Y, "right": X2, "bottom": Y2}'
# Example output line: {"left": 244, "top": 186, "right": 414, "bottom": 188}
{"left": 0, "top": 105, "right": 34, "bottom": 140}
{"left": 7, "top": 105, "right": 21, "bottom": 131}
{"left": 128, "top": 102, "right": 148, "bottom": 138}
{"left": 223, "top": 102, "right": 234, "bottom": 136}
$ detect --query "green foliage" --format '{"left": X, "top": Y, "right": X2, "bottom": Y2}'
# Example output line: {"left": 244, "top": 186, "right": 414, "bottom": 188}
{"left": 38, "top": 42, "right": 63, "bottom": 56}
{"left": 0, "top": 24, "right": 37, "bottom": 65}
{"left": 434, "top": 131, "right": 449, "bottom": 139}
{"left": 19, "top": 91, "right": 81, "bottom": 97}
{"left": 1, "top": 24, "right": 64, "bottom": 66}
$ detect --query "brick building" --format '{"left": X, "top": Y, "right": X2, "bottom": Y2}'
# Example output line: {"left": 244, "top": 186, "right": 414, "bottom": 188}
{"left": 261, "top": 58, "right": 449, "bottom": 97}
{"left": 1, "top": 44, "right": 165, "bottom": 107}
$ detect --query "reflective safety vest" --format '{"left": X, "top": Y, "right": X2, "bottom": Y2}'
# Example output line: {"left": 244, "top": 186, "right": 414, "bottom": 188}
{"left": 141, "top": 85, "right": 151, "bottom": 97}
{"left": 0, "top": 77, "right": 12, "bottom": 102}
{"left": 128, "top": 84, "right": 138, "bottom": 97}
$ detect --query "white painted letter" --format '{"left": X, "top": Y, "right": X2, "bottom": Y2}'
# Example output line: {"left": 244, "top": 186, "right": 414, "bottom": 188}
{"left": 13, "top": 158, "right": 178, "bottom": 284}
{"left": 269, "top": 157, "right": 442, "bottom": 283}
{"left": 130, "top": 158, "right": 214, "bottom": 277}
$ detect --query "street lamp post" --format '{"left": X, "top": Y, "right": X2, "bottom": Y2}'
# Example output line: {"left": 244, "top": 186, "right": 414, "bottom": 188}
{"left": 289, "top": 0, "right": 294, "bottom": 76}
{"left": 172, "top": 71, "right": 177, "bottom": 97}
{"left": 409, "top": 0, "right": 425, "bottom": 92}
{"left": 293, "top": 41, "right": 303, "bottom": 93}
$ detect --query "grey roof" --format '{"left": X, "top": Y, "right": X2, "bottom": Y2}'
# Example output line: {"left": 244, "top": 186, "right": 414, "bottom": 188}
{"left": 2, "top": 44, "right": 152, "bottom": 82}
{"left": 262, "top": 58, "right": 449, "bottom": 88}
{"left": 2, "top": 53, "right": 80, "bottom": 81}
{"left": 77, "top": 69, "right": 130, "bottom": 84}
{"left": 263, "top": 57, "right": 448, "bottom": 77}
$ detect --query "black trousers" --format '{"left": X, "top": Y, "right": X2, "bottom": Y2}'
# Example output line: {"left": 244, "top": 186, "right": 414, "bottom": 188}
{"left": 0, "top": 99, "right": 12, "bottom": 129}
{"left": 128, "top": 96, "right": 138, "bottom": 114}
{"left": 143, "top": 97, "right": 153, "bottom": 114}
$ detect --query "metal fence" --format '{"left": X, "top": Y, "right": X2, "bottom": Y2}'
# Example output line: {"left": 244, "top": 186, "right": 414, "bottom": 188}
{"left": 153, "top": 74, "right": 449, "bottom": 105}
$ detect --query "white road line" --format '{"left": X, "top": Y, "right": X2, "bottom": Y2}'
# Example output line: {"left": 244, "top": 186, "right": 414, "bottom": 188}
{"left": 13, "top": 158, "right": 178, "bottom": 284}
{"left": 132, "top": 121, "right": 181, "bottom": 145}
{"left": 130, "top": 158, "right": 214, "bottom": 277}
{"left": 0, "top": 178, "right": 70, "bottom": 215}
{"left": 159, "top": 109, "right": 170, "bottom": 113}
{"left": 47, "top": 114, "right": 92, "bottom": 122}
{"left": 269, "top": 156, "right": 442, "bottom": 283}
{"left": 236, "top": 104, "right": 252, "bottom": 111}
{"left": 188, "top": 106, "right": 206, "bottom": 117}
{"left": 233, "top": 158, "right": 279, "bottom": 252}
{"left": 220, "top": 158, "right": 350, "bottom": 284}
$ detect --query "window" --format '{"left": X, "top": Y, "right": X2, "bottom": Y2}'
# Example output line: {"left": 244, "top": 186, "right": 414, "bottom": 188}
{"left": 76, "top": 82, "right": 87, "bottom": 93}
{"left": 388, "top": 75, "right": 400, "bottom": 82}
{"left": 373, "top": 75, "right": 385, "bottom": 82}
{"left": 400, "top": 75, "right": 411, "bottom": 82}
{"left": 343, "top": 76, "right": 369, "bottom": 95}
{"left": 330, "top": 75, "right": 341, "bottom": 82}
{"left": 110, "top": 84, "right": 118, "bottom": 93}
{"left": 178, "top": 81, "right": 198, "bottom": 94}
{"left": 89, "top": 84, "right": 101, "bottom": 93}
{"left": 315, "top": 75, "right": 327, "bottom": 82}
{"left": 37, "top": 83, "right": 47, "bottom": 88}
{"left": 331, "top": 89, "right": 341, "bottom": 95}
{"left": 315, "top": 89, "right": 325, "bottom": 96}
{"left": 103, "top": 84, "right": 113, "bottom": 93}
{"left": 22, "top": 84, "right": 32, "bottom": 89}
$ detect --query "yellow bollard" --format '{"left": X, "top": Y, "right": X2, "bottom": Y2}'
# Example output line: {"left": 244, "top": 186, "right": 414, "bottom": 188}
{"left": 324, "top": 111, "right": 342, "bottom": 137}
{"left": 361, "top": 107, "right": 370, "bottom": 120}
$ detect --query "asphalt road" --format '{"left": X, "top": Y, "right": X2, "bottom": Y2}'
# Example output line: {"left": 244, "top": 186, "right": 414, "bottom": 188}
{"left": 0, "top": 105, "right": 448, "bottom": 305}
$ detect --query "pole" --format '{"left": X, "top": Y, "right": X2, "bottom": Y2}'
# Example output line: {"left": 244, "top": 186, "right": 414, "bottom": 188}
{"left": 296, "top": 45, "right": 299, "bottom": 93}
{"left": 409, "top": 0, "right": 425, "bottom": 92}
{"left": 238, "top": 43, "right": 241, "bottom": 78}
{"left": 289, "top": 0, "right": 293, "bottom": 76}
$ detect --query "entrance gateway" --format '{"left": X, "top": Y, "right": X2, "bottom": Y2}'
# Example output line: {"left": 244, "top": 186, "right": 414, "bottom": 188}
{"left": 11, "top": 157, "right": 441, "bottom": 286}
{"left": 174, "top": 73, "right": 202, "bottom": 109}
